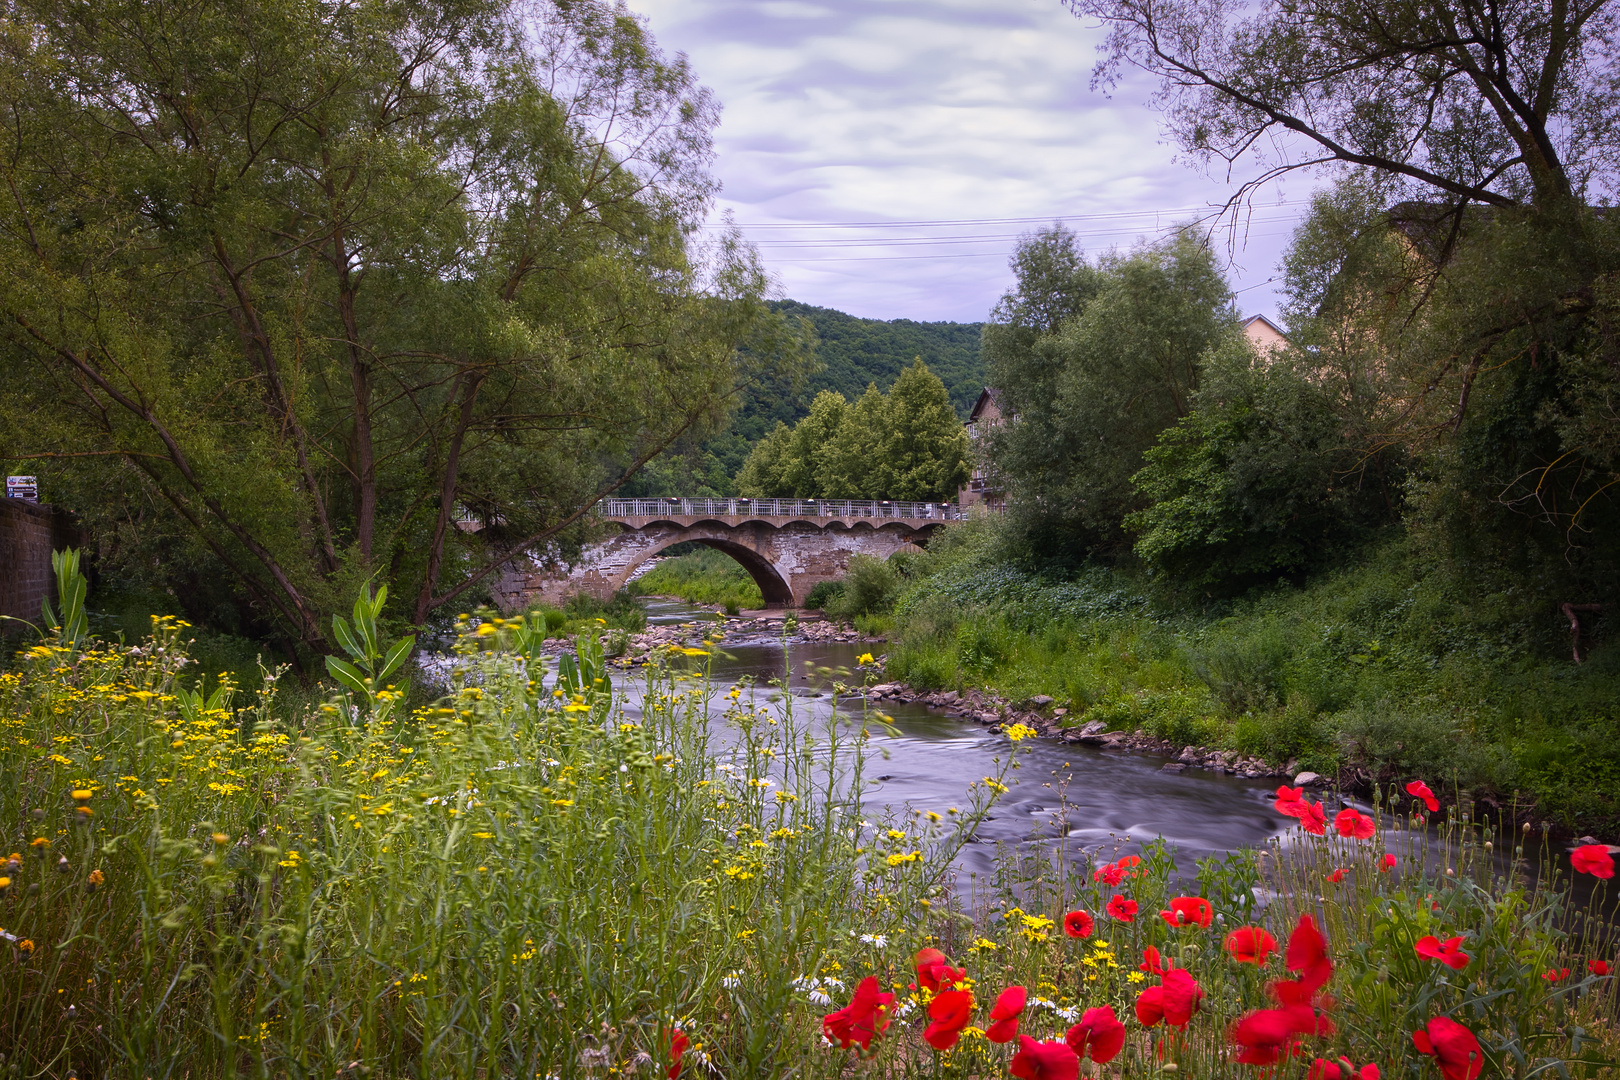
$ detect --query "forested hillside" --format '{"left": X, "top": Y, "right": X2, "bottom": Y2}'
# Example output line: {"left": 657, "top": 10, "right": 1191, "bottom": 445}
{"left": 623, "top": 300, "right": 987, "bottom": 495}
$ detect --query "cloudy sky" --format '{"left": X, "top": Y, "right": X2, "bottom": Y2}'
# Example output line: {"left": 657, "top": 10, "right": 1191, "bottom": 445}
{"left": 632, "top": 0, "right": 1315, "bottom": 324}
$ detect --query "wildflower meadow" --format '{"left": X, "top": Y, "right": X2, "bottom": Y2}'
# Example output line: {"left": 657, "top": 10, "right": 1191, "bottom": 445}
{"left": 1, "top": 571, "right": 1617, "bottom": 1077}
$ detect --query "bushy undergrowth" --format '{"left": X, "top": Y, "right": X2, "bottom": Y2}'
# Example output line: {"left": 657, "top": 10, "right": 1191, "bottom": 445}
{"left": 3, "top": 609, "right": 1618, "bottom": 1076}
{"left": 630, "top": 547, "right": 765, "bottom": 613}
{"left": 884, "top": 520, "right": 1620, "bottom": 832}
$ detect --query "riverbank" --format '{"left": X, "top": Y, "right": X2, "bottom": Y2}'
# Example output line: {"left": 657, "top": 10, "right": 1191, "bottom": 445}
{"left": 10, "top": 611, "right": 1617, "bottom": 1077}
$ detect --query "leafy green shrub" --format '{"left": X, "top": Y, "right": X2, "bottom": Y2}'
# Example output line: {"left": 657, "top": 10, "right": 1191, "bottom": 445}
{"left": 1334, "top": 700, "right": 1506, "bottom": 790}
{"left": 1231, "top": 701, "right": 1335, "bottom": 768}
{"left": 956, "top": 618, "right": 1005, "bottom": 678}
{"left": 805, "top": 579, "right": 845, "bottom": 611}
{"left": 1191, "top": 618, "right": 1296, "bottom": 712}
{"left": 1135, "top": 687, "right": 1223, "bottom": 746}
{"left": 564, "top": 590, "right": 647, "bottom": 631}
{"left": 827, "top": 555, "right": 900, "bottom": 619}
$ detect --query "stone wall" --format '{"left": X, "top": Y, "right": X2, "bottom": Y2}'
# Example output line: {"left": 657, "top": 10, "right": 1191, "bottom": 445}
{"left": 0, "top": 500, "right": 76, "bottom": 634}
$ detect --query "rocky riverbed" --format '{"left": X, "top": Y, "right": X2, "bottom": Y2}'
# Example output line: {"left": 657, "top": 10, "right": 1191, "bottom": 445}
{"left": 853, "top": 680, "right": 1303, "bottom": 782}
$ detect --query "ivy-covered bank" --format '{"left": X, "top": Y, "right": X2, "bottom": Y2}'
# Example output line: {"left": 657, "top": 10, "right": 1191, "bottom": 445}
{"left": 861, "top": 520, "right": 1620, "bottom": 836}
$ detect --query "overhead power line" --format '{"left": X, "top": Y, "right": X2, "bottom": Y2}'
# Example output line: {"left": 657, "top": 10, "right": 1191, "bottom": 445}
{"left": 698, "top": 201, "right": 1303, "bottom": 230}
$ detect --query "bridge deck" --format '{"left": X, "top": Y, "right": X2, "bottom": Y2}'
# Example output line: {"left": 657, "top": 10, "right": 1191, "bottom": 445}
{"left": 596, "top": 497, "right": 962, "bottom": 524}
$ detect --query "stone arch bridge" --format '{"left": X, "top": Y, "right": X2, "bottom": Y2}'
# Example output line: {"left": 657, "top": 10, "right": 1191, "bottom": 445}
{"left": 493, "top": 497, "right": 962, "bottom": 611}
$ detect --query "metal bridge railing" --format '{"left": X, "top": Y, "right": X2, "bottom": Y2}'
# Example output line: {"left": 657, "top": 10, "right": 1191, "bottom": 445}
{"left": 596, "top": 497, "right": 965, "bottom": 521}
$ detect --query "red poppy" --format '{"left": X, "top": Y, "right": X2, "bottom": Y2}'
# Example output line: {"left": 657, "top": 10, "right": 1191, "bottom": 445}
{"left": 1310, "top": 1057, "right": 1381, "bottom": 1080}
{"left": 1160, "top": 968, "right": 1204, "bottom": 1027}
{"left": 1065, "top": 1005, "right": 1125, "bottom": 1064}
{"left": 1571, "top": 844, "right": 1615, "bottom": 879}
{"left": 1406, "top": 780, "right": 1440, "bottom": 812}
{"left": 1135, "top": 985, "right": 1165, "bottom": 1026}
{"left": 1009, "top": 1035, "right": 1080, "bottom": 1080}
{"left": 1274, "top": 785, "right": 1306, "bottom": 815}
{"left": 1230, "top": 1008, "right": 1304, "bottom": 1066}
{"left": 1334, "top": 807, "right": 1376, "bottom": 840}
{"left": 1542, "top": 967, "right": 1571, "bottom": 982}
{"left": 1140, "top": 945, "right": 1167, "bottom": 974}
{"left": 1106, "top": 895, "right": 1138, "bottom": 922}
{"left": 1326, "top": 868, "right": 1348, "bottom": 883}
{"left": 1297, "top": 800, "right": 1328, "bottom": 835}
{"left": 822, "top": 976, "right": 894, "bottom": 1051}
{"left": 1062, "top": 909, "right": 1094, "bottom": 938}
{"left": 1381, "top": 853, "right": 1398, "bottom": 872}
{"left": 1412, "top": 1017, "right": 1485, "bottom": 1080}
{"left": 986, "top": 985, "right": 1027, "bottom": 1044}
{"left": 1159, "top": 895, "right": 1214, "bottom": 929}
{"left": 1093, "top": 862, "right": 1125, "bottom": 886}
{"left": 914, "top": 948, "right": 965, "bottom": 993}
{"left": 1591, "top": 959, "right": 1611, "bottom": 976}
{"left": 666, "top": 1028, "right": 689, "bottom": 1079}
{"left": 1285, "top": 913, "right": 1333, "bottom": 992}
{"left": 1269, "top": 980, "right": 1337, "bottom": 1037}
{"left": 1225, "top": 926, "right": 1278, "bottom": 965}
{"left": 923, "top": 988, "right": 974, "bottom": 1050}
{"left": 1116, "top": 854, "right": 1143, "bottom": 874}
{"left": 1414, "top": 935, "right": 1471, "bottom": 971}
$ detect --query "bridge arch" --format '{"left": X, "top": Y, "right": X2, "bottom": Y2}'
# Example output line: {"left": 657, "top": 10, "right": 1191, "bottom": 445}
{"left": 614, "top": 535, "right": 793, "bottom": 607}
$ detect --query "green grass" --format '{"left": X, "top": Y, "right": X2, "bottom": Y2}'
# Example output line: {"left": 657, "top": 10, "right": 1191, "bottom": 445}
{"left": 4, "top": 615, "right": 1617, "bottom": 1077}
{"left": 883, "top": 521, "right": 1620, "bottom": 832}
{"left": 629, "top": 545, "right": 765, "bottom": 612}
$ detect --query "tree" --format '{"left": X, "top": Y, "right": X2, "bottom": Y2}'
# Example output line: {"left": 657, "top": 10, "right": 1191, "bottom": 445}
{"left": 987, "top": 230, "right": 1238, "bottom": 556}
{"left": 878, "top": 359, "right": 971, "bottom": 502}
{"left": 1126, "top": 340, "right": 1403, "bottom": 591}
{"left": 821, "top": 384, "right": 890, "bottom": 498}
{"left": 1068, "top": 0, "right": 1620, "bottom": 213}
{"left": 783, "top": 391, "right": 849, "bottom": 497}
{"left": 731, "top": 363, "right": 968, "bottom": 500}
{"left": 0, "top": 0, "right": 794, "bottom": 647}
{"left": 736, "top": 423, "right": 795, "bottom": 497}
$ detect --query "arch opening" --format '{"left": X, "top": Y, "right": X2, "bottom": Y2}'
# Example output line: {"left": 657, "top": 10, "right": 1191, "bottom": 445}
{"left": 618, "top": 535, "right": 793, "bottom": 609}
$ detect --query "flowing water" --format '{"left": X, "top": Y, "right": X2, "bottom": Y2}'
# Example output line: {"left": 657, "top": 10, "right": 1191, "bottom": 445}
{"left": 633, "top": 600, "right": 1292, "bottom": 887}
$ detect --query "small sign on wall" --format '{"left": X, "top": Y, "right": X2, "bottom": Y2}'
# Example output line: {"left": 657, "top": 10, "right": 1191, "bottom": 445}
{"left": 6, "top": 476, "right": 39, "bottom": 502}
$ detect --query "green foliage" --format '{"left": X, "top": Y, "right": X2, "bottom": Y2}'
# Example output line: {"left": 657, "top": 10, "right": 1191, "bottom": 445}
{"left": 804, "top": 580, "right": 845, "bottom": 611}
{"left": 985, "top": 228, "right": 1239, "bottom": 557}
{"left": 879, "top": 358, "right": 973, "bottom": 501}
{"left": 41, "top": 548, "right": 89, "bottom": 649}
{"left": 0, "top": 611, "right": 1016, "bottom": 1077}
{"left": 736, "top": 359, "right": 969, "bottom": 501}
{"left": 766, "top": 300, "right": 987, "bottom": 419}
{"left": 825, "top": 555, "right": 903, "bottom": 621}
{"left": 324, "top": 583, "right": 416, "bottom": 707}
{"left": 887, "top": 528, "right": 1620, "bottom": 829}
{"left": 629, "top": 546, "right": 765, "bottom": 612}
{"left": 561, "top": 591, "right": 648, "bottom": 632}
{"left": 0, "top": 0, "right": 794, "bottom": 645}
{"left": 1127, "top": 342, "right": 1405, "bottom": 592}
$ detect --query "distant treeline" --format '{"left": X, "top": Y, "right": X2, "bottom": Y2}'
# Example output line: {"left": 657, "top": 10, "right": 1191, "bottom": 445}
{"left": 620, "top": 302, "right": 986, "bottom": 497}
{"left": 735, "top": 359, "right": 969, "bottom": 503}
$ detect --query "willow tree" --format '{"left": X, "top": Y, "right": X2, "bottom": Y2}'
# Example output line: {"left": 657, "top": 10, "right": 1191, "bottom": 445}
{"left": 0, "top": 0, "right": 795, "bottom": 646}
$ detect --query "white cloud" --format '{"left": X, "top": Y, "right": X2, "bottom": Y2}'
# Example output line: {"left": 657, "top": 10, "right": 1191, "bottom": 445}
{"left": 634, "top": 0, "right": 1308, "bottom": 321}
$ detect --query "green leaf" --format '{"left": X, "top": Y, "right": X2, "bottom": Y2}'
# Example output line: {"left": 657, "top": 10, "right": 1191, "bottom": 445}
{"left": 324, "top": 655, "right": 371, "bottom": 697}
{"left": 376, "top": 635, "right": 414, "bottom": 683}
{"left": 331, "top": 616, "right": 365, "bottom": 664}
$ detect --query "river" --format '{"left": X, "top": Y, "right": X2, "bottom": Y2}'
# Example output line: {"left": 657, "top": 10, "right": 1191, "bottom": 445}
{"left": 635, "top": 599, "right": 1292, "bottom": 887}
